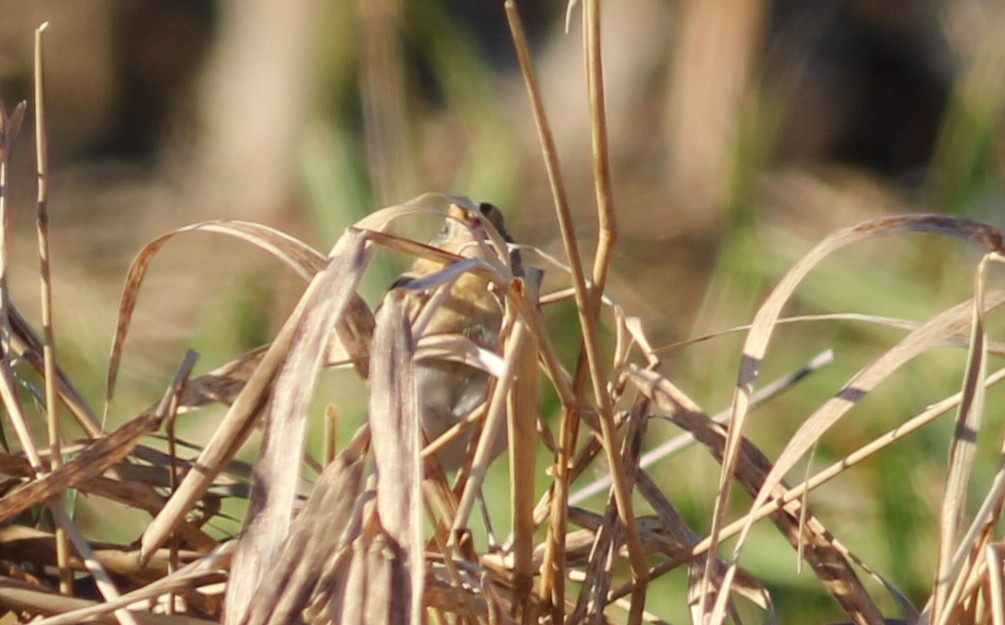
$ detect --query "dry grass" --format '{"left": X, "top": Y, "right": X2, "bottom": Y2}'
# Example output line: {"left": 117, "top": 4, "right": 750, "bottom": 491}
{"left": 2, "top": 6, "right": 1005, "bottom": 625}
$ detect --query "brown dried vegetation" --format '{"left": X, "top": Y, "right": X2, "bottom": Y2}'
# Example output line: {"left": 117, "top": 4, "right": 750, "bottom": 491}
{"left": 2, "top": 6, "right": 1005, "bottom": 625}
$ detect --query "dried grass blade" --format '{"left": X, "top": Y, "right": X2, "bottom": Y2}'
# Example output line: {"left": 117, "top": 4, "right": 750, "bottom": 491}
{"left": 356, "top": 194, "right": 516, "bottom": 283}
{"left": 570, "top": 503, "right": 619, "bottom": 625}
{"left": 240, "top": 449, "right": 366, "bottom": 625}
{"left": 931, "top": 255, "right": 999, "bottom": 624}
{"left": 508, "top": 306, "right": 539, "bottom": 621}
{"left": 364, "top": 533, "right": 399, "bottom": 625}
{"left": 655, "top": 312, "right": 974, "bottom": 355}
{"left": 367, "top": 292, "right": 424, "bottom": 625}
{"left": 0, "top": 99, "right": 44, "bottom": 476}
{"left": 747, "top": 293, "right": 1005, "bottom": 610}
{"left": 26, "top": 60, "right": 97, "bottom": 434}
{"left": 0, "top": 411, "right": 162, "bottom": 522}
{"left": 0, "top": 457, "right": 215, "bottom": 550}
{"left": 743, "top": 289, "right": 1005, "bottom": 550}
{"left": 104, "top": 220, "right": 327, "bottom": 415}
{"left": 222, "top": 229, "right": 369, "bottom": 623}
{"left": 507, "top": 3, "right": 645, "bottom": 614}
{"left": 935, "top": 435, "right": 1005, "bottom": 619}
{"left": 168, "top": 345, "right": 269, "bottom": 411}
{"left": 30, "top": 545, "right": 230, "bottom": 625}
{"left": 628, "top": 365, "right": 1005, "bottom": 623}
{"left": 710, "top": 214, "right": 1005, "bottom": 615}
{"left": 140, "top": 229, "right": 368, "bottom": 563}
{"left": 33, "top": 20, "right": 57, "bottom": 464}
{"left": 627, "top": 366, "right": 888, "bottom": 624}
{"left": 338, "top": 537, "right": 368, "bottom": 625}
{"left": 0, "top": 579, "right": 102, "bottom": 621}
{"left": 636, "top": 473, "right": 772, "bottom": 614}
{"left": 571, "top": 350, "right": 834, "bottom": 507}
{"left": 33, "top": 21, "right": 73, "bottom": 595}
{"left": 46, "top": 506, "right": 142, "bottom": 625}
{"left": 778, "top": 362, "right": 1005, "bottom": 548}
{"left": 452, "top": 309, "right": 525, "bottom": 533}
{"left": 582, "top": 0, "right": 617, "bottom": 297}
{"left": 503, "top": 1, "right": 573, "bottom": 367}
{"left": 7, "top": 305, "right": 99, "bottom": 434}
{"left": 987, "top": 544, "right": 1005, "bottom": 625}
{"left": 574, "top": 395, "right": 648, "bottom": 624}
{"left": 0, "top": 524, "right": 202, "bottom": 579}
{"left": 0, "top": 577, "right": 217, "bottom": 625}
{"left": 3, "top": 342, "right": 171, "bottom": 625}
{"left": 0, "top": 100, "right": 26, "bottom": 162}
{"left": 620, "top": 396, "right": 650, "bottom": 624}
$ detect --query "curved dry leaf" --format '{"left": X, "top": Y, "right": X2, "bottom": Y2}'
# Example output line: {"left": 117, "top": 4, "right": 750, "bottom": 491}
{"left": 0, "top": 411, "right": 161, "bottom": 522}
{"left": 170, "top": 345, "right": 270, "bottom": 411}
{"left": 0, "top": 524, "right": 201, "bottom": 582}
{"left": 413, "top": 334, "right": 506, "bottom": 378}
{"left": 627, "top": 363, "right": 1005, "bottom": 625}
{"left": 626, "top": 365, "right": 889, "bottom": 624}
{"left": 140, "top": 229, "right": 367, "bottom": 567}
{"left": 710, "top": 214, "right": 1004, "bottom": 623}
{"left": 742, "top": 288, "right": 1005, "bottom": 555}
{"left": 571, "top": 350, "right": 835, "bottom": 508}
{"left": 224, "top": 230, "right": 370, "bottom": 624}
{"left": 104, "top": 220, "right": 327, "bottom": 412}
{"left": 932, "top": 253, "right": 1005, "bottom": 625}
{"left": 652, "top": 312, "right": 1003, "bottom": 356}
{"left": 26, "top": 543, "right": 231, "bottom": 625}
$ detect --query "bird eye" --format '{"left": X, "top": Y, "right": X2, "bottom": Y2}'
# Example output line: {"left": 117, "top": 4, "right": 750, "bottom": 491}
{"left": 477, "top": 202, "right": 506, "bottom": 232}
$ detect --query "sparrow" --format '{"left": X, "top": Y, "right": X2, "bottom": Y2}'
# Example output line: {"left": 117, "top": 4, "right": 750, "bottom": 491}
{"left": 386, "top": 199, "right": 519, "bottom": 470}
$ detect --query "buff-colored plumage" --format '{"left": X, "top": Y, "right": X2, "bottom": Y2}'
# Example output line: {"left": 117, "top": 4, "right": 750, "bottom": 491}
{"left": 388, "top": 201, "right": 515, "bottom": 470}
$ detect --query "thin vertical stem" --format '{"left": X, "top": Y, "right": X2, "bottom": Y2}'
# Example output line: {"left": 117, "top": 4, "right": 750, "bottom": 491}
{"left": 506, "top": 2, "right": 646, "bottom": 620}
{"left": 504, "top": 5, "right": 573, "bottom": 619}
{"left": 35, "top": 21, "right": 72, "bottom": 596}
{"left": 584, "top": 0, "right": 617, "bottom": 298}
{"left": 581, "top": 0, "right": 648, "bottom": 596}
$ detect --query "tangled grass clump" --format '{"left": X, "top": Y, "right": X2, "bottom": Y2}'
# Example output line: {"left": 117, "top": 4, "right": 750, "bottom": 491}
{"left": 2, "top": 7, "right": 1005, "bottom": 625}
